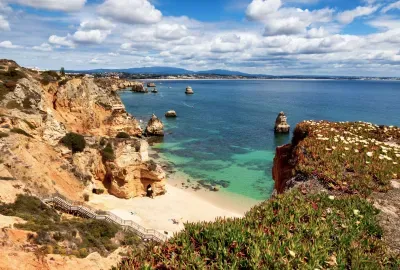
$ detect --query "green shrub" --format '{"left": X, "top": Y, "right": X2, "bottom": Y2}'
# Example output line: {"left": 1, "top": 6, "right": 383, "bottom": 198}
{"left": 10, "top": 128, "right": 33, "bottom": 138}
{"left": 101, "top": 143, "right": 115, "bottom": 161}
{"left": 0, "top": 195, "right": 134, "bottom": 257}
{"left": 121, "top": 190, "right": 400, "bottom": 269}
{"left": 61, "top": 132, "right": 86, "bottom": 153}
{"left": 116, "top": 132, "right": 130, "bottom": 139}
{"left": 58, "top": 79, "right": 69, "bottom": 87}
{"left": 99, "top": 137, "right": 107, "bottom": 146}
{"left": 0, "top": 132, "right": 9, "bottom": 138}
{"left": 79, "top": 248, "right": 89, "bottom": 258}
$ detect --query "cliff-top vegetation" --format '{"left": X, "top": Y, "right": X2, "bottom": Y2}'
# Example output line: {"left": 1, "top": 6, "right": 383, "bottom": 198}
{"left": 0, "top": 195, "right": 142, "bottom": 258}
{"left": 120, "top": 121, "right": 400, "bottom": 269}
{"left": 293, "top": 121, "right": 400, "bottom": 195}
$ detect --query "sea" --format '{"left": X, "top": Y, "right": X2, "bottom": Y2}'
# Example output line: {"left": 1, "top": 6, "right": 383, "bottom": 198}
{"left": 119, "top": 79, "right": 400, "bottom": 202}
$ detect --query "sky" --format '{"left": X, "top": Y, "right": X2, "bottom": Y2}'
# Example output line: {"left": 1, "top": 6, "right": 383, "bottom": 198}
{"left": 0, "top": 0, "right": 400, "bottom": 76}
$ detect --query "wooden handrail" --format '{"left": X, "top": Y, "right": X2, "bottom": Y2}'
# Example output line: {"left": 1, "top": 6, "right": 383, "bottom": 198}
{"left": 42, "top": 196, "right": 169, "bottom": 243}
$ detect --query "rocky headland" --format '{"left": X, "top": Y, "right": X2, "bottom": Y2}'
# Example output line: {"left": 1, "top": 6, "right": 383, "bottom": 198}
{"left": 0, "top": 59, "right": 166, "bottom": 202}
{"left": 1, "top": 59, "right": 399, "bottom": 269}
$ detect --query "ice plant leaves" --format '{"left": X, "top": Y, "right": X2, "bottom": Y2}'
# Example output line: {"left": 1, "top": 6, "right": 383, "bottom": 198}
{"left": 120, "top": 191, "right": 400, "bottom": 269}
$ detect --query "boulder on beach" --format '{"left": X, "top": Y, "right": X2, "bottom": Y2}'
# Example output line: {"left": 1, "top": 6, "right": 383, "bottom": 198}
{"left": 185, "top": 86, "right": 194, "bottom": 94}
{"left": 165, "top": 110, "right": 177, "bottom": 118}
{"left": 145, "top": 114, "right": 164, "bottom": 136}
{"left": 274, "top": 111, "right": 290, "bottom": 133}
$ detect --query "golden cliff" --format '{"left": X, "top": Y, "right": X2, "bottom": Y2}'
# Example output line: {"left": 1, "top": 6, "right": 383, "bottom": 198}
{"left": 0, "top": 59, "right": 166, "bottom": 202}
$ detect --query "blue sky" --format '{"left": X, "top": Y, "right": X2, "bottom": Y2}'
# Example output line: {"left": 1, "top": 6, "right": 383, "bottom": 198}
{"left": 0, "top": 0, "right": 400, "bottom": 76}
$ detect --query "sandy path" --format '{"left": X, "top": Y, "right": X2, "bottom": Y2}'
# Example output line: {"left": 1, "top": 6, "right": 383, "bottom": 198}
{"left": 88, "top": 184, "right": 243, "bottom": 236}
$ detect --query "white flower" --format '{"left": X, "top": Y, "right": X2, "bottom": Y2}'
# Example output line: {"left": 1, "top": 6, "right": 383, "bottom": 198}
{"left": 326, "top": 148, "right": 332, "bottom": 151}
{"left": 354, "top": 149, "right": 359, "bottom": 153}
{"left": 366, "top": 161, "right": 370, "bottom": 164}
{"left": 332, "top": 146, "right": 336, "bottom": 150}
{"left": 344, "top": 147, "right": 350, "bottom": 151}
{"left": 367, "top": 152, "right": 373, "bottom": 157}
{"left": 329, "top": 195, "right": 335, "bottom": 200}
{"left": 394, "top": 162, "right": 398, "bottom": 165}
{"left": 353, "top": 209, "right": 360, "bottom": 216}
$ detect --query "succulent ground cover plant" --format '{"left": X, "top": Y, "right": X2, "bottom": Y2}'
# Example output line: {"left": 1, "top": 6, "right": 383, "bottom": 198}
{"left": 120, "top": 190, "right": 399, "bottom": 269}
{"left": 293, "top": 121, "right": 400, "bottom": 195}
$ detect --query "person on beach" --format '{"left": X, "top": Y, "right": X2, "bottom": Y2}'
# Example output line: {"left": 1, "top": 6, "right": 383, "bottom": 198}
{"left": 146, "top": 185, "right": 154, "bottom": 198}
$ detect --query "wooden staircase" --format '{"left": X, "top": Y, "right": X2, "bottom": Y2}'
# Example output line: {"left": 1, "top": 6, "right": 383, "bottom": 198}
{"left": 42, "top": 197, "right": 168, "bottom": 243}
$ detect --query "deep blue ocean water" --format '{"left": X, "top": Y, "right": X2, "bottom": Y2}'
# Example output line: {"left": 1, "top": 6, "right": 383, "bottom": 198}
{"left": 120, "top": 80, "right": 400, "bottom": 200}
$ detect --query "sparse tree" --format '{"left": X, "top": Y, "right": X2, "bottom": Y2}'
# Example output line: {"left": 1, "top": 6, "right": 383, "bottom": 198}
{"left": 60, "top": 67, "right": 65, "bottom": 76}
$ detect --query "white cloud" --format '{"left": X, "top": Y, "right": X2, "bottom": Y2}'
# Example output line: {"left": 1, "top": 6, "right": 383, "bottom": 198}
{"left": 32, "top": 42, "right": 52, "bottom": 51}
{"left": 0, "top": 15, "right": 9, "bottom": 30}
{"left": 154, "top": 23, "right": 188, "bottom": 40}
{"left": 79, "top": 18, "right": 115, "bottom": 30}
{"left": 337, "top": 6, "right": 379, "bottom": 24}
{"left": 0, "top": 40, "right": 20, "bottom": 48}
{"left": 264, "top": 16, "right": 309, "bottom": 36}
{"left": 48, "top": 34, "right": 75, "bottom": 48}
{"left": 9, "top": 0, "right": 86, "bottom": 12}
{"left": 210, "top": 34, "right": 251, "bottom": 53}
{"left": 73, "top": 30, "right": 110, "bottom": 44}
{"left": 246, "top": 0, "right": 282, "bottom": 21}
{"left": 382, "top": 1, "right": 400, "bottom": 13}
{"left": 98, "top": 0, "right": 162, "bottom": 25}
{"left": 89, "top": 57, "right": 109, "bottom": 64}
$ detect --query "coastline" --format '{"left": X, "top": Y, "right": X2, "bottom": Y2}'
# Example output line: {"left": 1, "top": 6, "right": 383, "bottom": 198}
{"left": 138, "top": 78, "right": 400, "bottom": 82}
{"left": 88, "top": 182, "right": 247, "bottom": 237}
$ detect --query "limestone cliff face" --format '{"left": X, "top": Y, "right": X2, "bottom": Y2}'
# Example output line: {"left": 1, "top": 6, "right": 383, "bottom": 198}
{"left": 103, "top": 139, "right": 166, "bottom": 199}
{"left": 49, "top": 78, "right": 142, "bottom": 137}
{"left": 0, "top": 60, "right": 166, "bottom": 202}
{"left": 272, "top": 125, "right": 308, "bottom": 194}
{"left": 272, "top": 144, "right": 294, "bottom": 194}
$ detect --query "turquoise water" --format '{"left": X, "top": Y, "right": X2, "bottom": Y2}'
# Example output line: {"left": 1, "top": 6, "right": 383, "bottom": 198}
{"left": 120, "top": 80, "right": 400, "bottom": 200}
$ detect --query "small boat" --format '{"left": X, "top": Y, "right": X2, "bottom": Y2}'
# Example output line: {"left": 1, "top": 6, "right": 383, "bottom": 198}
{"left": 151, "top": 88, "right": 158, "bottom": 93}
{"left": 147, "top": 82, "right": 156, "bottom": 87}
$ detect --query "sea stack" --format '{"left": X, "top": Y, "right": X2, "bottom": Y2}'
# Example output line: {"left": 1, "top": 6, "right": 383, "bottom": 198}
{"left": 185, "top": 86, "right": 194, "bottom": 94}
{"left": 274, "top": 111, "right": 290, "bottom": 133}
{"left": 132, "top": 84, "right": 147, "bottom": 93}
{"left": 165, "top": 110, "right": 177, "bottom": 118}
{"left": 146, "top": 114, "right": 164, "bottom": 136}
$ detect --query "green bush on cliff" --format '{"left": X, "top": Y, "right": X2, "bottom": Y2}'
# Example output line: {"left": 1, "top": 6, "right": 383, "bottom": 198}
{"left": 101, "top": 142, "right": 115, "bottom": 161}
{"left": 0, "top": 195, "right": 142, "bottom": 258}
{"left": 120, "top": 190, "right": 399, "bottom": 269}
{"left": 61, "top": 132, "right": 86, "bottom": 153}
{"left": 116, "top": 132, "right": 130, "bottom": 139}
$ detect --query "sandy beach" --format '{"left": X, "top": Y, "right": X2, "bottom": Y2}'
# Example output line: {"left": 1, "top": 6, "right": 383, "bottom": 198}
{"left": 88, "top": 182, "right": 254, "bottom": 237}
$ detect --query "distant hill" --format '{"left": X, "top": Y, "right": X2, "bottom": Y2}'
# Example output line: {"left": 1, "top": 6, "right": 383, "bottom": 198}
{"left": 67, "top": 66, "right": 263, "bottom": 77}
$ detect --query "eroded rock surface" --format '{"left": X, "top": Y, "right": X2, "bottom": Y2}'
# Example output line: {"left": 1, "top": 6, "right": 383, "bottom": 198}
{"left": 104, "top": 139, "right": 166, "bottom": 199}
{"left": 145, "top": 114, "right": 164, "bottom": 137}
{"left": 274, "top": 111, "right": 290, "bottom": 133}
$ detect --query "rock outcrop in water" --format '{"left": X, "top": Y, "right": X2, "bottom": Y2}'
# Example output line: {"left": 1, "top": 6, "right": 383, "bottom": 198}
{"left": 185, "top": 86, "right": 194, "bottom": 94}
{"left": 165, "top": 110, "right": 177, "bottom": 118}
{"left": 145, "top": 114, "right": 164, "bottom": 136}
{"left": 274, "top": 111, "right": 290, "bottom": 133}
